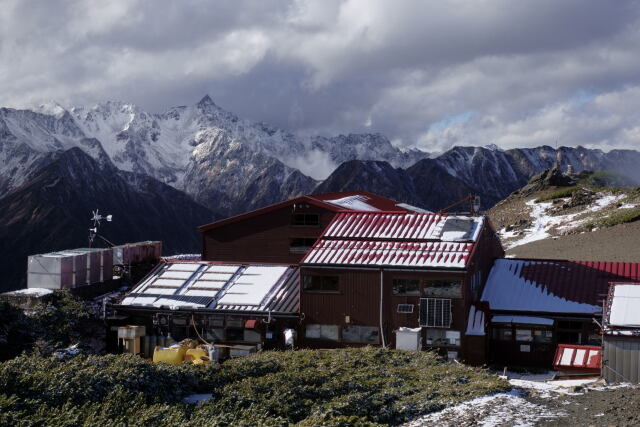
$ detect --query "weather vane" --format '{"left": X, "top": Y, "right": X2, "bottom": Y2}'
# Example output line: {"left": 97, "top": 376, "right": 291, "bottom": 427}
{"left": 88, "top": 209, "right": 113, "bottom": 247}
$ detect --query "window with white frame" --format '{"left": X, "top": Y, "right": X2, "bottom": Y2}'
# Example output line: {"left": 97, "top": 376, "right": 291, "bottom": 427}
{"left": 397, "top": 304, "right": 414, "bottom": 313}
{"left": 419, "top": 298, "right": 452, "bottom": 327}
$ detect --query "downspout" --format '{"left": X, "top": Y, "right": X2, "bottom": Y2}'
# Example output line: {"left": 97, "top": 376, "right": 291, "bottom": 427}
{"left": 380, "top": 268, "right": 386, "bottom": 348}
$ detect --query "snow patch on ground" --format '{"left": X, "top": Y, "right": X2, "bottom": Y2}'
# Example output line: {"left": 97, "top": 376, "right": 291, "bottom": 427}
{"left": 2, "top": 288, "right": 54, "bottom": 297}
{"left": 183, "top": 393, "right": 213, "bottom": 404}
{"left": 501, "top": 193, "right": 630, "bottom": 250}
{"left": 404, "top": 389, "right": 564, "bottom": 427}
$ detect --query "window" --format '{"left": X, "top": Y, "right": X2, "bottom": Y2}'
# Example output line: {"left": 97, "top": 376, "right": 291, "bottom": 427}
{"left": 393, "top": 279, "right": 420, "bottom": 295}
{"left": 397, "top": 304, "right": 414, "bottom": 313}
{"left": 423, "top": 280, "right": 462, "bottom": 298}
{"left": 305, "top": 324, "right": 339, "bottom": 341}
{"left": 292, "top": 213, "right": 320, "bottom": 226}
{"left": 492, "top": 327, "right": 513, "bottom": 341}
{"left": 290, "top": 238, "right": 316, "bottom": 253}
{"left": 515, "top": 329, "right": 533, "bottom": 342}
{"left": 342, "top": 326, "right": 380, "bottom": 344}
{"left": 303, "top": 275, "right": 339, "bottom": 292}
{"left": 532, "top": 329, "right": 553, "bottom": 343}
{"left": 420, "top": 298, "right": 451, "bottom": 327}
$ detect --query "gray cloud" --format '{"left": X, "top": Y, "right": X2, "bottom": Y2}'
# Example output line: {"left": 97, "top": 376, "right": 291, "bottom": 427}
{"left": 2, "top": 0, "right": 640, "bottom": 153}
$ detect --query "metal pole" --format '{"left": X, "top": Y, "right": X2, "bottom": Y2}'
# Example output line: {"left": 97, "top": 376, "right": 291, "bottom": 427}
{"left": 380, "top": 269, "right": 386, "bottom": 348}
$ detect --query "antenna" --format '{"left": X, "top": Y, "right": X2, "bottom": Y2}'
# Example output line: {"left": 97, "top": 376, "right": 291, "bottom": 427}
{"left": 88, "top": 209, "right": 113, "bottom": 247}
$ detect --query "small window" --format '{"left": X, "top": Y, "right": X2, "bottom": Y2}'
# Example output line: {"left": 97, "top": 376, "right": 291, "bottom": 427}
{"left": 305, "top": 324, "right": 339, "bottom": 341}
{"left": 393, "top": 279, "right": 420, "bottom": 295}
{"left": 532, "top": 329, "right": 553, "bottom": 343}
{"left": 419, "top": 298, "right": 451, "bottom": 327}
{"left": 397, "top": 304, "right": 414, "bottom": 313}
{"left": 423, "top": 280, "right": 462, "bottom": 298}
{"left": 515, "top": 329, "right": 533, "bottom": 342}
{"left": 290, "top": 238, "right": 317, "bottom": 253}
{"left": 342, "top": 326, "right": 380, "bottom": 344}
{"left": 292, "top": 213, "right": 320, "bottom": 226}
{"left": 492, "top": 327, "right": 513, "bottom": 341}
{"left": 303, "top": 275, "right": 339, "bottom": 292}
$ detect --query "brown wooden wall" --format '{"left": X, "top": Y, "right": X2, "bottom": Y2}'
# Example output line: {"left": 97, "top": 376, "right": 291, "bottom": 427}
{"left": 299, "top": 266, "right": 468, "bottom": 351}
{"left": 201, "top": 204, "right": 336, "bottom": 264}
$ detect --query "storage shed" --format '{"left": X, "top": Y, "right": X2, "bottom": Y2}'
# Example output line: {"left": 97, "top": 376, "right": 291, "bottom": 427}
{"left": 602, "top": 283, "right": 640, "bottom": 383}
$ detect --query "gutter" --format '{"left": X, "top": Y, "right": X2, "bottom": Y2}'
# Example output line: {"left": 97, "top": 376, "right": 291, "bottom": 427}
{"left": 111, "top": 304, "right": 301, "bottom": 319}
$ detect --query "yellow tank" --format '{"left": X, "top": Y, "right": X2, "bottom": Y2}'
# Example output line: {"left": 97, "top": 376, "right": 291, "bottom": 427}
{"left": 184, "top": 348, "right": 210, "bottom": 364}
{"left": 152, "top": 345, "right": 187, "bottom": 365}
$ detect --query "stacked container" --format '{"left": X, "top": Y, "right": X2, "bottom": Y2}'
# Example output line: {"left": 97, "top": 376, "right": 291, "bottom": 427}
{"left": 112, "top": 241, "right": 162, "bottom": 266}
{"left": 27, "top": 247, "right": 113, "bottom": 289}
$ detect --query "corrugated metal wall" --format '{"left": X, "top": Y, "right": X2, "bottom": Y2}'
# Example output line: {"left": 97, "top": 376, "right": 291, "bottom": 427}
{"left": 603, "top": 337, "right": 640, "bottom": 383}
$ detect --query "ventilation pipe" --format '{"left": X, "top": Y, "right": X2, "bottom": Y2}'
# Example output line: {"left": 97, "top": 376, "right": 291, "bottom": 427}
{"left": 379, "top": 269, "right": 386, "bottom": 348}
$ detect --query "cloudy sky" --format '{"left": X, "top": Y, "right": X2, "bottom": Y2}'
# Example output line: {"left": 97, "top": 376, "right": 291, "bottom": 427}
{"left": 2, "top": 0, "right": 640, "bottom": 153}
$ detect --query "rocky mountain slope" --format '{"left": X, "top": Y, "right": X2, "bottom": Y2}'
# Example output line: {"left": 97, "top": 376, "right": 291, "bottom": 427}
{"left": 1, "top": 97, "right": 427, "bottom": 216}
{"left": 0, "top": 148, "right": 214, "bottom": 291}
{"left": 318, "top": 146, "right": 640, "bottom": 212}
{"left": 487, "top": 168, "right": 640, "bottom": 262}
{"left": 5, "top": 97, "right": 640, "bottom": 216}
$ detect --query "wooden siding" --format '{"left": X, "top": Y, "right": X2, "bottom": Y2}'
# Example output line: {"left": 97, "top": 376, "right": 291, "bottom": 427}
{"left": 299, "top": 266, "right": 468, "bottom": 351}
{"left": 202, "top": 204, "right": 336, "bottom": 264}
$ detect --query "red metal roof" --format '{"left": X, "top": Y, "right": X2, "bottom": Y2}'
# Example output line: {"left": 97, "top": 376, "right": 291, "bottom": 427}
{"left": 322, "top": 212, "right": 483, "bottom": 241}
{"left": 302, "top": 239, "right": 472, "bottom": 269}
{"left": 302, "top": 211, "right": 484, "bottom": 269}
{"left": 482, "top": 259, "right": 640, "bottom": 314}
{"left": 553, "top": 344, "right": 601, "bottom": 374}
{"left": 197, "top": 191, "right": 414, "bottom": 232}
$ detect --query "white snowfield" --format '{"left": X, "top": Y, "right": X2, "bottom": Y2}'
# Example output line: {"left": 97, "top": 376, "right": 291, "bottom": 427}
{"left": 499, "top": 193, "right": 632, "bottom": 250}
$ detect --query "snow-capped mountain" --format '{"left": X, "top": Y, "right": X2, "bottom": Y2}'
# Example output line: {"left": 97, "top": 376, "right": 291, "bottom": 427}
{"left": 4, "top": 95, "right": 640, "bottom": 217}
{"left": 0, "top": 95, "right": 429, "bottom": 215}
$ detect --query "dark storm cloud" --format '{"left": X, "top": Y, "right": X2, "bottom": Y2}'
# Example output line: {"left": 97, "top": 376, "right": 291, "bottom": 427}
{"left": 2, "top": 0, "right": 640, "bottom": 152}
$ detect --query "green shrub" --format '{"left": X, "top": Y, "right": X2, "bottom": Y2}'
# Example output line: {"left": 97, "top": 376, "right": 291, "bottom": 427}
{"left": 0, "top": 348, "right": 508, "bottom": 425}
{"left": 534, "top": 186, "right": 578, "bottom": 203}
{"left": 0, "top": 290, "right": 102, "bottom": 360}
{"left": 584, "top": 207, "right": 640, "bottom": 230}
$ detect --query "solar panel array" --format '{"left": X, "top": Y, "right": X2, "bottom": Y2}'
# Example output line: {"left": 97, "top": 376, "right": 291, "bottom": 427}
{"left": 121, "top": 263, "right": 298, "bottom": 312}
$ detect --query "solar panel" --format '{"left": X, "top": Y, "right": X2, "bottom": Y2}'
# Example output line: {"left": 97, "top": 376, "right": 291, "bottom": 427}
{"left": 217, "top": 266, "right": 288, "bottom": 306}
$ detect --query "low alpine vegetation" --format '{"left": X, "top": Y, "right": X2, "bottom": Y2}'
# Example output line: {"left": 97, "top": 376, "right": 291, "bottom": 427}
{"left": 0, "top": 348, "right": 508, "bottom": 426}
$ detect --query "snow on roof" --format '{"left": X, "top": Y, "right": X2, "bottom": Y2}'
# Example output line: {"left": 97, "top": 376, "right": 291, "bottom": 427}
{"left": 323, "top": 195, "right": 381, "bottom": 211}
{"left": 302, "top": 240, "right": 472, "bottom": 269}
{"left": 491, "top": 315, "right": 554, "bottom": 326}
{"left": 302, "top": 212, "right": 483, "bottom": 269}
{"left": 321, "top": 212, "right": 483, "bottom": 242}
{"left": 465, "top": 306, "right": 486, "bottom": 335}
{"left": 395, "top": 203, "right": 431, "bottom": 213}
{"left": 608, "top": 284, "right": 640, "bottom": 327}
{"left": 120, "top": 262, "right": 299, "bottom": 313}
{"left": 481, "top": 259, "right": 603, "bottom": 314}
